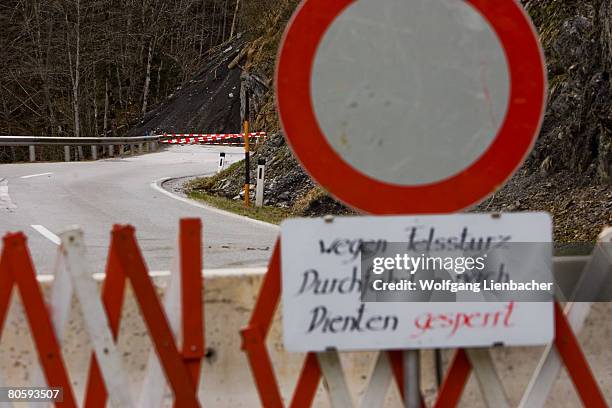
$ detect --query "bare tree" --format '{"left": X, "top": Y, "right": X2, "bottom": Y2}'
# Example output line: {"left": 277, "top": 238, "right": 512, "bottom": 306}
{"left": 103, "top": 72, "right": 109, "bottom": 135}
{"left": 229, "top": 0, "right": 240, "bottom": 40}
{"left": 141, "top": 37, "right": 154, "bottom": 115}
{"left": 65, "top": 0, "right": 81, "bottom": 139}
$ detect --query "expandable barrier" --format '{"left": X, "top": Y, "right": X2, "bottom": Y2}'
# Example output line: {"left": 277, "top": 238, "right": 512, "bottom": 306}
{"left": 160, "top": 132, "right": 267, "bottom": 146}
{"left": 240, "top": 242, "right": 424, "bottom": 407}
{"left": 241, "top": 230, "right": 612, "bottom": 407}
{"left": 1, "top": 221, "right": 610, "bottom": 406}
{"left": 0, "top": 219, "right": 204, "bottom": 407}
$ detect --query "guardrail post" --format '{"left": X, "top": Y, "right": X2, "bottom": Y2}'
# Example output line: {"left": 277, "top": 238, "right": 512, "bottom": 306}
{"left": 218, "top": 152, "right": 226, "bottom": 173}
{"left": 256, "top": 158, "right": 266, "bottom": 207}
{"left": 0, "top": 137, "right": 163, "bottom": 161}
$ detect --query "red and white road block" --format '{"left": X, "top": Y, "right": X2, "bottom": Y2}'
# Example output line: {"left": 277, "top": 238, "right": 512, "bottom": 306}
{"left": 160, "top": 132, "right": 267, "bottom": 146}
{"left": 0, "top": 219, "right": 205, "bottom": 408}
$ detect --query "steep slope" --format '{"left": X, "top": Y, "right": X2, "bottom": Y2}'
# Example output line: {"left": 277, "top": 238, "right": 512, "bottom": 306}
{"left": 128, "top": 37, "right": 247, "bottom": 136}
{"left": 523, "top": 0, "right": 612, "bottom": 183}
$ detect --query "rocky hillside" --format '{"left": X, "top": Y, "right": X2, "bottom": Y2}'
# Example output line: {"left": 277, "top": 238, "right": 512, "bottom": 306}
{"left": 478, "top": 0, "right": 612, "bottom": 242}
{"left": 523, "top": 0, "right": 612, "bottom": 183}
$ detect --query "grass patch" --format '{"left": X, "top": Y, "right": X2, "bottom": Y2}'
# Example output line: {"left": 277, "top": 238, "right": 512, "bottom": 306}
{"left": 188, "top": 191, "right": 290, "bottom": 225}
{"left": 186, "top": 160, "right": 243, "bottom": 191}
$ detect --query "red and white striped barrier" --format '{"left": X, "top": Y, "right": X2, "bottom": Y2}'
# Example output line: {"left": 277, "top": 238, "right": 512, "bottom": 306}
{"left": 0, "top": 220, "right": 204, "bottom": 407}
{"left": 160, "top": 132, "right": 267, "bottom": 145}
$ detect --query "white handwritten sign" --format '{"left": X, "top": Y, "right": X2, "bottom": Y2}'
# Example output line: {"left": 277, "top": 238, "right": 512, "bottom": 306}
{"left": 281, "top": 213, "right": 554, "bottom": 352}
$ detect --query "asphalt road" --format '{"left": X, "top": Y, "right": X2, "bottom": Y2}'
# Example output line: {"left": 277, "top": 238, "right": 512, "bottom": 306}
{"left": 0, "top": 145, "right": 278, "bottom": 274}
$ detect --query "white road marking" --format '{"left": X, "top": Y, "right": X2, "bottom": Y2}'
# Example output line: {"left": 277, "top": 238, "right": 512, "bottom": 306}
{"left": 150, "top": 177, "right": 279, "bottom": 230}
{"left": 20, "top": 172, "right": 53, "bottom": 179}
{"left": 36, "top": 267, "right": 266, "bottom": 284}
{"left": 0, "top": 178, "right": 17, "bottom": 211}
{"left": 31, "top": 225, "right": 61, "bottom": 245}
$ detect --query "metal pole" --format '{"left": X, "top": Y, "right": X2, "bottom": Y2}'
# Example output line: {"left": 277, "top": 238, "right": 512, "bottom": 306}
{"left": 435, "top": 349, "right": 443, "bottom": 388}
{"left": 91, "top": 145, "right": 98, "bottom": 161}
{"left": 244, "top": 120, "right": 250, "bottom": 207}
{"left": 243, "top": 89, "right": 251, "bottom": 207}
{"left": 29, "top": 146, "right": 36, "bottom": 162}
{"left": 64, "top": 146, "right": 70, "bottom": 162}
{"left": 404, "top": 350, "right": 421, "bottom": 408}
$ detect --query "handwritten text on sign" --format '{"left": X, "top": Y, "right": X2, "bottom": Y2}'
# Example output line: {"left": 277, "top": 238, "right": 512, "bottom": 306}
{"left": 280, "top": 213, "right": 553, "bottom": 352}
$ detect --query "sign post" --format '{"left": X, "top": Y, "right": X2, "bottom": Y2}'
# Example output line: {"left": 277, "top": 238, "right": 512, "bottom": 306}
{"left": 243, "top": 90, "right": 251, "bottom": 207}
{"left": 405, "top": 350, "right": 420, "bottom": 408}
{"left": 255, "top": 158, "right": 266, "bottom": 207}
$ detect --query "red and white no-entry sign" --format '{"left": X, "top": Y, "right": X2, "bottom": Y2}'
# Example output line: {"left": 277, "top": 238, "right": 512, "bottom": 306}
{"left": 276, "top": 0, "right": 547, "bottom": 214}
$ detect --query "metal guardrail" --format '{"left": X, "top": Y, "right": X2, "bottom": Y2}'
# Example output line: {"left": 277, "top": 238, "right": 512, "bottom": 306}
{"left": 0, "top": 135, "right": 161, "bottom": 146}
{"left": 0, "top": 135, "right": 164, "bottom": 162}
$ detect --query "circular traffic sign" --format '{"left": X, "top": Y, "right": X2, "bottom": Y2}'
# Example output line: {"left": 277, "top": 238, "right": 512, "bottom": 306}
{"left": 276, "top": 0, "right": 546, "bottom": 214}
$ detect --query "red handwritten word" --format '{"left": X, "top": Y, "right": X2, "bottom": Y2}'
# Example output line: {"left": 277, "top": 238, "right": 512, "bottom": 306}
{"left": 411, "top": 302, "right": 515, "bottom": 338}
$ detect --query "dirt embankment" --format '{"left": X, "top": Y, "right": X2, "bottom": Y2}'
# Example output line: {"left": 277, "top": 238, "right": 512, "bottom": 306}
{"left": 474, "top": 169, "right": 612, "bottom": 242}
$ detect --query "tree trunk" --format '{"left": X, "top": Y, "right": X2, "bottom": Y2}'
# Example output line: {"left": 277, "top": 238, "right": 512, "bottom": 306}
{"left": 210, "top": 1, "right": 216, "bottom": 48}
{"left": 33, "top": 1, "right": 57, "bottom": 136}
{"left": 103, "top": 75, "right": 109, "bottom": 135}
{"left": 142, "top": 39, "right": 154, "bottom": 116}
{"left": 222, "top": 0, "right": 228, "bottom": 41}
{"left": 116, "top": 65, "right": 124, "bottom": 109}
{"left": 156, "top": 60, "right": 163, "bottom": 99}
{"left": 199, "top": 0, "right": 207, "bottom": 58}
{"left": 93, "top": 76, "right": 98, "bottom": 136}
{"left": 229, "top": 0, "right": 240, "bottom": 39}
{"left": 66, "top": 0, "right": 81, "bottom": 139}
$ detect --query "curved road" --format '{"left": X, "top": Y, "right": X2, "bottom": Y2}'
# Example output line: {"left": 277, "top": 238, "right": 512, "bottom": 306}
{"left": 0, "top": 145, "right": 278, "bottom": 274}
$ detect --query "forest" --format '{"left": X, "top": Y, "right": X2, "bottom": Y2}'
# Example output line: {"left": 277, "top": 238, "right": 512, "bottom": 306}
{"left": 0, "top": 0, "right": 271, "bottom": 139}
